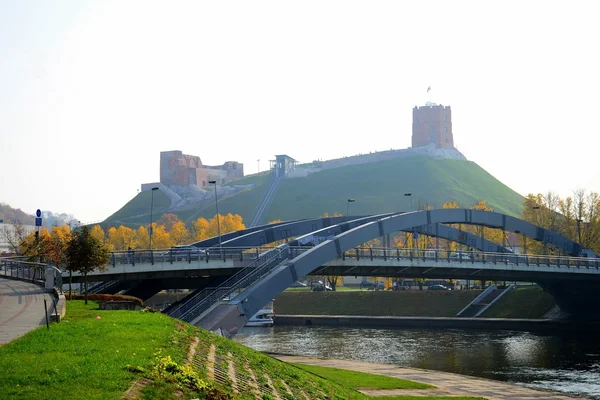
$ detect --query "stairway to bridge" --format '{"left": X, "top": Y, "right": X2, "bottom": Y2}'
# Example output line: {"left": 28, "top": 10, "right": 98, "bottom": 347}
{"left": 164, "top": 245, "right": 300, "bottom": 333}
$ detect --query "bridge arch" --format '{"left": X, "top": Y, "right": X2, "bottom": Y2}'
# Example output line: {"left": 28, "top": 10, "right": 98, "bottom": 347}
{"left": 234, "top": 209, "right": 595, "bottom": 324}
{"left": 192, "top": 213, "right": 513, "bottom": 255}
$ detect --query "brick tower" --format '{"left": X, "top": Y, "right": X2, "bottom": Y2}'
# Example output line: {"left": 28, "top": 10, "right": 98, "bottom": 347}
{"left": 412, "top": 103, "right": 454, "bottom": 149}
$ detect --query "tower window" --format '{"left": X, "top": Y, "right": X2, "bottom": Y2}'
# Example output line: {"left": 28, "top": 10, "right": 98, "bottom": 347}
{"left": 446, "top": 138, "right": 449, "bottom": 143}
{"left": 444, "top": 115, "right": 447, "bottom": 121}
{"left": 430, "top": 127, "right": 434, "bottom": 133}
{"left": 444, "top": 127, "right": 448, "bottom": 132}
{"left": 430, "top": 135, "right": 435, "bottom": 143}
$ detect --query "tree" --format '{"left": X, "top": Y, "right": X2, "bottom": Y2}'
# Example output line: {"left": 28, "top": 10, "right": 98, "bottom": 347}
{"left": 107, "top": 225, "right": 136, "bottom": 251}
{"left": 42, "top": 226, "right": 71, "bottom": 267}
{"left": 192, "top": 217, "right": 210, "bottom": 241}
{"left": 170, "top": 221, "right": 189, "bottom": 246}
{"left": 157, "top": 214, "right": 181, "bottom": 232}
{"left": 0, "top": 221, "right": 30, "bottom": 255}
{"left": 134, "top": 226, "right": 150, "bottom": 249}
{"left": 66, "top": 226, "right": 110, "bottom": 303}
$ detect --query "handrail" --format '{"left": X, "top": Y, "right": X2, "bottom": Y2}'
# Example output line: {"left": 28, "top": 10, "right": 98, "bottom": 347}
{"left": 167, "top": 245, "right": 299, "bottom": 323}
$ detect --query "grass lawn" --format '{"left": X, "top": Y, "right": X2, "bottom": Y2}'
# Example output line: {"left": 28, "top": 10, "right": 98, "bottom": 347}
{"left": 0, "top": 301, "right": 192, "bottom": 399}
{"left": 293, "top": 363, "right": 433, "bottom": 390}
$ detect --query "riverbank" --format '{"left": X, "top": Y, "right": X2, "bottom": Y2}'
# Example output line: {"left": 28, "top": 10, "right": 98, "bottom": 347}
{"left": 274, "top": 314, "right": 600, "bottom": 333}
{"left": 273, "top": 354, "right": 585, "bottom": 400}
{"left": 274, "top": 287, "right": 556, "bottom": 318}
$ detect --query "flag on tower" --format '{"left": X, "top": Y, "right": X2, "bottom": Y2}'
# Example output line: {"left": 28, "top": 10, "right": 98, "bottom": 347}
{"left": 427, "top": 86, "right": 431, "bottom": 92}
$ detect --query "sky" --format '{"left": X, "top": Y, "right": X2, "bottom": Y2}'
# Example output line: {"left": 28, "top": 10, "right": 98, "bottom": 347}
{"left": 1, "top": 1, "right": 599, "bottom": 224}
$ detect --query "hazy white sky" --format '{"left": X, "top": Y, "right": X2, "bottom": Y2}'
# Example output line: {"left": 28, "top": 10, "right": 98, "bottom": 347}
{"left": 1, "top": 1, "right": 599, "bottom": 223}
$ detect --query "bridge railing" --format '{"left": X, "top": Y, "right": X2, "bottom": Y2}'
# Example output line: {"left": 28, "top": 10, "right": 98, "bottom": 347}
{"left": 339, "top": 247, "right": 600, "bottom": 269}
{"left": 107, "top": 246, "right": 277, "bottom": 267}
{"left": 167, "top": 246, "right": 299, "bottom": 323}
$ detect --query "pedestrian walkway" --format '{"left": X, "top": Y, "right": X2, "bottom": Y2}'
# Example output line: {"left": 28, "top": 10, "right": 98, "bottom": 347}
{"left": 0, "top": 277, "right": 55, "bottom": 344}
{"left": 273, "top": 355, "right": 585, "bottom": 400}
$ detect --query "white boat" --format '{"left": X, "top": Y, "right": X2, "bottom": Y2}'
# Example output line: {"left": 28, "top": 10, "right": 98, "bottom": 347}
{"left": 246, "top": 307, "right": 274, "bottom": 327}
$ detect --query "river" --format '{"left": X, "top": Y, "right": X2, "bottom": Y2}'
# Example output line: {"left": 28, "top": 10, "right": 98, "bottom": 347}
{"left": 234, "top": 326, "right": 600, "bottom": 399}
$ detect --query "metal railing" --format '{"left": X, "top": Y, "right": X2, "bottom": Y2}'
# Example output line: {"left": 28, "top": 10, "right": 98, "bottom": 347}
{"left": 166, "top": 245, "right": 297, "bottom": 323}
{"left": 107, "top": 246, "right": 277, "bottom": 267}
{"left": 0, "top": 257, "right": 62, "bottom": 292}
{"left": 339, "top": 247, "right": 600, "bottom": 269}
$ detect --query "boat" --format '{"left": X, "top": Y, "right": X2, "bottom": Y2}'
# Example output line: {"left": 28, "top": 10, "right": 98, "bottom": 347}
{"left": 246, "top": 307, "right": 275, "bottom": 327}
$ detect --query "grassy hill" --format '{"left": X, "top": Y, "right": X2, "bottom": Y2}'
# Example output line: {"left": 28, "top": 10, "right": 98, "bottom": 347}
{"left": 103, "top": 155, "right": 524, "bottom": 228}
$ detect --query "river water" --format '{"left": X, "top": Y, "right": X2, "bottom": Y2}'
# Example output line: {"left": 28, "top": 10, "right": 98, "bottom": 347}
{"left": 234, "top": 326, "right": 600, "bottom": 399}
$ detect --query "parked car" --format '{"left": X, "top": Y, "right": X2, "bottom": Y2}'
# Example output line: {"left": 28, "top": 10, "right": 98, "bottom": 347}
{"left": 428, "top": 284, "right": 451, "bottom": 291}
{"left": 449, "top": 252, "right": 472, "bottom": 261}
{"left": 360, "top": 280, "right": 385, "bottom": 290}
{"left": 290, "top": 281, "right": 307, "bottom": 288}
{"left": 311, "top": 280, "right": 332, "bottom": 291}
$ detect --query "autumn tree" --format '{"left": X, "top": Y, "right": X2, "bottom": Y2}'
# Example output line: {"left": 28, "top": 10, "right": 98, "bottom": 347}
{"left": 41, "top": 226, "right": 71, "bottom": 268}
{"left": 65, "top": 226, "right": 110, "bottom": 303}
{"left": 107, "top": 225, "right": 136, "bottom": 251}
{"left": 521, "top": 191, "right": 600, "bottom": 255}
{"left": 134, "top": 226, "right": 150, "bottom": 249}
{"left": 157, "top": 213, "right": 181, "bottom": 232}
{"left": 170, "top": 221, "right": 190, "bottom": 246}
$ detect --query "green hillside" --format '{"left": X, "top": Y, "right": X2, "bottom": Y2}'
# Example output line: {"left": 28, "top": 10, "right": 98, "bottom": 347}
{"left": 102, "top": 155, "right": 524, "bottom": 228}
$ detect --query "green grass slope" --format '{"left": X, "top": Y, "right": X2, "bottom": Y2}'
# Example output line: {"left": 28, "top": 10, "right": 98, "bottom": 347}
{"left": 275, "top": 291, "right": 482, "bottom": 317}
{"left": 103, "top": 155, "right": 524, "bottom": 228}
{"left": 263, "top": 156, "right": 523, "bottom": 224}
{"left": 0, "top": 300, "right": 452, "bottom": 399}
{"left": 481, "top": 287, "right": 555, "bottom": 318}
{"left": 103, "top": 189, "right": 172, "bottom": 228}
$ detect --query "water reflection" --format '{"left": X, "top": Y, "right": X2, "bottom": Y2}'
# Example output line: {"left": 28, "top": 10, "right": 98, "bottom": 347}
{"left": 234, "top": 326, "right": 600, "bottom": 399}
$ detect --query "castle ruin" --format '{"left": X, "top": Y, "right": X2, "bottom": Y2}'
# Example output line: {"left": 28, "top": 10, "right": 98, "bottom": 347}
{"left": 160, "top": 150, "right": 244, "bottom": 187}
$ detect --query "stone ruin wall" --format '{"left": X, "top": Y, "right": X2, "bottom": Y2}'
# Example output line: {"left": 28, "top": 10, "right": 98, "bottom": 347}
{"left": 160, "top": 150, "right": 244, "bottom": 187}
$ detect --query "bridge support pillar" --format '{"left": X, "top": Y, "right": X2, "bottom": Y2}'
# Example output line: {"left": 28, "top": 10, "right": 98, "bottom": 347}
{"left": 538, "top": 280, "right": 600, "bottom": 320}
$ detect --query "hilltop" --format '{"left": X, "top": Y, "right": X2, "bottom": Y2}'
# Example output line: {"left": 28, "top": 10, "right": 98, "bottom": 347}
{"left": 102, "top": 155, "right": 524, "bottom": 228}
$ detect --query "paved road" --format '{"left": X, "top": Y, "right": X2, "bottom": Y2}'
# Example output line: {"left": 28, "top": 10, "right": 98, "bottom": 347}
{"left": 274, "top": 355, "right": 586, "bottom": 400}
{"left": 0, "top": 278, "right": 55, "bottom": 344}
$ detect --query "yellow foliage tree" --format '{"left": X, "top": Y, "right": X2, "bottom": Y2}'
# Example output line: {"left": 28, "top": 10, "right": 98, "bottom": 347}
{"left": 107, "top": 225, "right": 136, "bottom": 251}
{"left": 170, "top": 221, "right": 190, "bottom": 246}
{"left": 192, "top": 218, "right": 210, "bottom": 241}
{"left": 134, "top": 226, "right": 150, "bottom": 249}
{"left": 151, "top": 224, "right": 172, "bottom": 249}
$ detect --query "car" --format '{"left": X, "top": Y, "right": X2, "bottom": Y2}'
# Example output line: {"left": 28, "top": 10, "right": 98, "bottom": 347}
{"left": 428, "top": 284, "right": 451, "bottom": 290}
{"left": 360, "top": 280, "right": 385, "bottom": 290}
{"left": 311, "top": 281, "right": 333, "bottom": 291}
{"left": 290, "top": 281, "right": 307, "bottom": 288}
{"left": 449, "top": 252, "right": 472, "bottom": 261}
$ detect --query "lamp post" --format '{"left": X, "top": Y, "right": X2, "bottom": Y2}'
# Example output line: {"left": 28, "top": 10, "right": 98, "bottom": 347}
{"left": 257, "top": 159, "right": 260, "bottom": 173}
{"left": 404, "top": 193, "right": 412, "bottom": 211}
{"left": 346, "top": 199, "right": 355, "bottom": 218}
{"left": 576, "top": 218, "right": 583, "bottom": 244}
{"left": 149, "top": 187, "right": 159, "bottom": 250}
{"left": 209, "top": 180, "right": 222, "bottom": 258}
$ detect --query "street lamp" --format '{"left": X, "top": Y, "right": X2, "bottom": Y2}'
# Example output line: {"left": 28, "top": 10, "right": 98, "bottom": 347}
{"left": 404, "top": 193, "right": 412, "bottom": 211}
{"left": 257, "top": 159, "right": 260, "bottom": 173}
{"left": 209, "top": 180, "right": 222, "bottom": 258}
{"left": 346, "top": 199, "right": 355, "bottom": 217}
{"left": 149, "top": 187, "right": 159, "bottom": 250}
{"left": 576, "top": 218, "right": 583, "bottom": 244}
